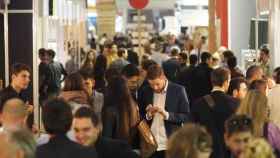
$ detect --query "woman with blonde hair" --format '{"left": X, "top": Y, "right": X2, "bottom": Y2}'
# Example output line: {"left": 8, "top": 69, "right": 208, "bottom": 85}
{"left": 242, "top": 138, "right": 275, "bottom": 158}
{"left": 236, "top": 90, "right": 280, "bottom": 156}
{"left": 166, "top": 124, "right": 212, "bottom": 158}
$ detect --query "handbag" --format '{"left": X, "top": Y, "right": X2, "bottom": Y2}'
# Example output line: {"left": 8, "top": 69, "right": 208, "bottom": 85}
{"left": 137, "top": 119, "right": 158, "bottom": 158}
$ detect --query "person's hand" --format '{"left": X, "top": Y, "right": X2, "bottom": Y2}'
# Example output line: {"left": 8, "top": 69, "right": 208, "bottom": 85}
{"left": 32, "top": 124, "right": 39, "bottom": 134}
{"left": 152, "top": 106, "right": 168, "bottom": 120}
{"left": 146, "top": 104, "right": 158, "bottom": 119}
{"left": 26, "top": 102, "right": 34, "bottom": 114}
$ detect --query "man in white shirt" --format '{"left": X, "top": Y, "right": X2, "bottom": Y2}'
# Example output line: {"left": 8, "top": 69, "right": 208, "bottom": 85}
{"left": 268, "top": 68, "right": 280, "bottom": 128}
{"left": 138, "top": 65, "right": 190, "bottom": 158}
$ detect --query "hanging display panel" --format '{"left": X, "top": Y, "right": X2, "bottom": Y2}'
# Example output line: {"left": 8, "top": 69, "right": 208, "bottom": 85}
{"left": 8, "top": 13, "right": 33, "bottom": 68}
{"left": 8, "top": 0, "right": 32, "bottom": 10}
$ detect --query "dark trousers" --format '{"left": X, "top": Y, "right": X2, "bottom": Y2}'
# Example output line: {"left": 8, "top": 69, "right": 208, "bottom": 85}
{"left": 150, "top": 150, "right": 165, "bottom": 158}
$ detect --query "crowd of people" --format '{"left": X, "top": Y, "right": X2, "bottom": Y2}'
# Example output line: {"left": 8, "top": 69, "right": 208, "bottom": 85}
{"left": 0, "top": 33, "right": 278, "bottom": 158}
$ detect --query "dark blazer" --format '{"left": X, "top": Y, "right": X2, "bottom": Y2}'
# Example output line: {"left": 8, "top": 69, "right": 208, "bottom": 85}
{"left": 95, "top": 137, "right": 139, "bottom": 158}
{"left": 190, "top": 63, "right": 213, "bottom": 102}
{"left": 192, "top": 91, "right": 239, "bottom": 158}
{"left": 176, "top": 65, "right": 196, "bottom": 105}
{"left": 162, "top": 58, "right": 181, "bottom": 83}
{"left": 138, "top": 81, "right": 191, "bottom": 136}
{"left": 36, "top": 135, "right": 97, "bottom": 158}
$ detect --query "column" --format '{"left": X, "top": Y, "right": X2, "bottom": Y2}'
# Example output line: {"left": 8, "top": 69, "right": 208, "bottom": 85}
{"left": 96, "top": 0, "right": 116, "bottom": 38}
{"left": 216, "top": 0, "right": 228, "bottom": 47}
{"left": 269, "top": 0, "right": 280, "bottom": 68}
{"left": 208, "top": 0, "right": 217, "bottom": 53}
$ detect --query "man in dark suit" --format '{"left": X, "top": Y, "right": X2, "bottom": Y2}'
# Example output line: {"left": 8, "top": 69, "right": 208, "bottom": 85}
{"left": 192, "top": 68, "right": 239, "bottom": 158}
{"left": 72, "top": 107, "right": 139, "bottom": 158}
{"left": 191, "top": 52, "right": 213, "bottom": 103}
{"left": 162, "top": 48, "right": 181, "bottom": 82}
{"left": 36, "top": 99, "right": 97, "bottom": 158}
{"left": 138, "top": 64, "right": 191, "bottom": 158}
{"left": 177, "top": 54, "right": 198, "bottom": 105}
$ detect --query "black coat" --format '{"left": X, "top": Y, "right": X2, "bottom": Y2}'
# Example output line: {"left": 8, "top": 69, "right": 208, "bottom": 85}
{"left": 176, "top": 65, "right": 196, "bottom": 105}
{"left": 36, "top": 135, "right": 97, "bottom": 158}
{"left": 138, "top": 81, "right": 191, "bottom": 136}
{"left": 0, "top": 86, "right": 29, "bottom": 109}
{"left": 127, "top": 50, "right": 139, "bottom": 66}
{"left": 190, "top": 63, "right": 213, "bottom": 102}
{"left": 102, "top": 105, "right": 139, "bottom": 149}
{"left": 95, "top": 137, "right": 139, "bottom": 158}
{"left": 162, "top": 58, "right": 181, "bottom": 83}
{"left": 192, "top": 91, "right": 239, "bottom": 158}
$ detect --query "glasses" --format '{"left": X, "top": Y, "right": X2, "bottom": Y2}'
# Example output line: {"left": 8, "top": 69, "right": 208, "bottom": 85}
{"left": 228, "top": 117, "right": 252, "bottom": 129}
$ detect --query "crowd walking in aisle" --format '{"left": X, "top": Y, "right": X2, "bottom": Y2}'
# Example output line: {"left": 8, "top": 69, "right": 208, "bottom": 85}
{"left": 0, "top": 33, "right": 279, "bottom": 158}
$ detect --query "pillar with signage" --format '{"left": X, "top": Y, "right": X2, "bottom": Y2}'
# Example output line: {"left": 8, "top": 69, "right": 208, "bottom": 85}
{"left": 208, "top": 0, "right": 217, "bottom": 53}
{"left": 129, "top": 0, "right": 149, "bottom": 61}
{"left": 96, "top": 0, "right": 116, "bottom": 38}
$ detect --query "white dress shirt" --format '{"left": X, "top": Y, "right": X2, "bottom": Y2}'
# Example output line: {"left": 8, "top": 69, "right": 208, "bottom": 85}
{"left": 268, "top": 84, "right": 280, "bottom": 128}
{"left": 150, "top": 81, "right": 169, "bottom": 151}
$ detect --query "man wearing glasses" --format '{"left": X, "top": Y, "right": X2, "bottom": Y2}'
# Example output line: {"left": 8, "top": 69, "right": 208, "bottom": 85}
{"left": 224, "top": 115, "right": 253, "bottom": 158}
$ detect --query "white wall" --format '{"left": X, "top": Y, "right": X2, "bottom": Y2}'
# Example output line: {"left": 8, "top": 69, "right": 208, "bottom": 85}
{"left": 228, "top": 0, "right": 256, "bottom": 65}
{"left": 269, "top": 0, "right": 280, "bottom": 69}
{"left": 179, "top": 9, "right": 208, "bottom": 26}
{"left": 177, "top": 0, "right": 208, "bottom": 6}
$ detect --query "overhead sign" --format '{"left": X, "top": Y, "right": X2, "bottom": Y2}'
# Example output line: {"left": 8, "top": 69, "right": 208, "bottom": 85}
{"left": 116, "top": 0, "right": 175, "bottom": 10}
{"left": 129, "top": 0, "right": 149, "bottom": 10}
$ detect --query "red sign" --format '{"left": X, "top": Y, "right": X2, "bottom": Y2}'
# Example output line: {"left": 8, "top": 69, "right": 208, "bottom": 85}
{"left": 129, "top": 0, "right": 149, "bottom": 10}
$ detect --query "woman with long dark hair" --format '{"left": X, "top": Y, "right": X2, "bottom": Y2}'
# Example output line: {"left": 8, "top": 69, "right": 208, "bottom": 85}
{"left": 102, "top": 76, "right": 139, "bottom": 147}
{"left": 81, "top": 50, "right": 96, "bottom": 72}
